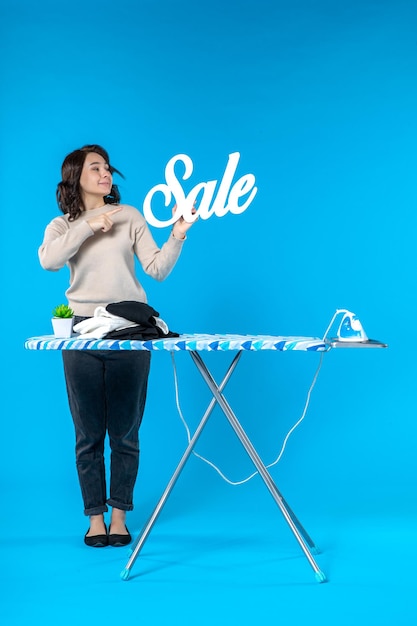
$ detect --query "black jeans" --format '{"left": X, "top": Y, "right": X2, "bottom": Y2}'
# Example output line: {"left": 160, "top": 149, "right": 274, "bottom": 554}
{"left": 62, "top": 349, "right": 151, "bottom": 516}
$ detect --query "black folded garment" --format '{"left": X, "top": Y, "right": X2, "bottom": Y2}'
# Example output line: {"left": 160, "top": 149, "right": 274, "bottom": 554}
{"left": 104, "top": 301, "right": 179, "bottom": 340}
{"left": 106, "top": 301, "right": 159, "bottom": 324}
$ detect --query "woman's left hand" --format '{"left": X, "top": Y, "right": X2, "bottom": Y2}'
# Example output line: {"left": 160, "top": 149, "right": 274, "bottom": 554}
{"left": 171, "top": 204, "right": 198, "bottom": 240}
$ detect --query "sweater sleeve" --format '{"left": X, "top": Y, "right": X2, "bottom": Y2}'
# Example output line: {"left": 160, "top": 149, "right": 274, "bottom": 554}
{"left": 132, "top": 212, "right": 185, "bottom": 281}
{"left": 38, "top": 217, "right": 95, "bottom": 271}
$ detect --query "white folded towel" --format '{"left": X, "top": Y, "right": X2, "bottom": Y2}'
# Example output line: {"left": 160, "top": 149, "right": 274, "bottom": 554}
{"left": 73, "top": 307, "right": 138, "bottom": 339}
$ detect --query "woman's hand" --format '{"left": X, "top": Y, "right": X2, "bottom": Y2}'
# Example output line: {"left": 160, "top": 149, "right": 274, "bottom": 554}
{"left": 171, "top": 204, "right": 197, "bottom": 240}
{"left": 87, "top": 207, "right": 123, "bottom": 233}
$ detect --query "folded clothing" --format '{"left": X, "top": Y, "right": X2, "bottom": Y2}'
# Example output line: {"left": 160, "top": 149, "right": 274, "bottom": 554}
{"left": 106, "top": 301, "right": 159, "bottom": 324}
{"left": 73, "top": 306, "right": 138, "bottom": 338}
{"left": 105, "top": 301, "right": 179, "bottom": 340}
{"left": 73, "top": 301, "right": 179, "bottom": 340}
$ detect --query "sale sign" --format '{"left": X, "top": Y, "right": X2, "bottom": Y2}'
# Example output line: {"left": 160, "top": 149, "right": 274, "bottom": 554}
{"left": 143, "top": 152, "right": 257, "bottom": 227}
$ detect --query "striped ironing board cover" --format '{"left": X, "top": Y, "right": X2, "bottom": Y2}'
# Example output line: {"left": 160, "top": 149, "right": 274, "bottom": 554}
{"left": 25, "top": 334, "right": 329, "bottom": 352}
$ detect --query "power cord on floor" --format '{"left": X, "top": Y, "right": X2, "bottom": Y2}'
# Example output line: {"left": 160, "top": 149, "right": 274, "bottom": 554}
{"left": 170, "top": 350, "right": 325, "bottom": 486}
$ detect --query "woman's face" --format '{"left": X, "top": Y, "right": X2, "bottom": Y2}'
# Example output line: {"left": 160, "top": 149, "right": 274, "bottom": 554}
{"left": 79, "top": 152, "right": 113, "bottom": 205}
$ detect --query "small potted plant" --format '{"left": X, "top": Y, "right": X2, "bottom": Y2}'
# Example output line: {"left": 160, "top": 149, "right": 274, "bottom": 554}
{"left": 51, "top": 303, "right": 74, "bottom": 338}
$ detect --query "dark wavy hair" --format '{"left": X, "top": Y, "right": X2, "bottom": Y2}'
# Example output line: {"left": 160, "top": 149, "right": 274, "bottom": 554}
{"left": 56, "top": 144, "right": 124, "bottom": 221}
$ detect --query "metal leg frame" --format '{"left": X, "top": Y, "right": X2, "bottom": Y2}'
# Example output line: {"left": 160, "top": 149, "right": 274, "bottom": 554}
{"left": 120, "top": 351, "right": 242, "bottom": 580}
{"left": 189, "top": 351, "right": 326, "bottom": 583}
{"left": 121, "top": 350, "right": 327, "bottom": 583}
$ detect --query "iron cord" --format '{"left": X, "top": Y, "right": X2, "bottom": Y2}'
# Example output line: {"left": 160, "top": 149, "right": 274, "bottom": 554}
{"left": 170, "top": 351, "right": 325, "bottom": 486}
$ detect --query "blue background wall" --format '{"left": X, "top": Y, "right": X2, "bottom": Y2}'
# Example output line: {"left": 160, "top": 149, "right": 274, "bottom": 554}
{"left": 1, "top": 1, "right": 416, "bottom": 624}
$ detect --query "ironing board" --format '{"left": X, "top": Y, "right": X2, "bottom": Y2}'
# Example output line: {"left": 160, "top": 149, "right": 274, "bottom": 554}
{"left": 24, "top": 333, "right": 387, "bottom": 583}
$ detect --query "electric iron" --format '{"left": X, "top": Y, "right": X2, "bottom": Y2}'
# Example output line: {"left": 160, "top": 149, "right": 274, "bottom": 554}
{"left": 335, "top": 309, "right": 368, "bottom": 342}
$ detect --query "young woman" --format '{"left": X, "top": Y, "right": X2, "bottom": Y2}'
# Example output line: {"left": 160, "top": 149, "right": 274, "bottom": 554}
{"left": 39, "top": 144, "right": 195, "bottom": 547}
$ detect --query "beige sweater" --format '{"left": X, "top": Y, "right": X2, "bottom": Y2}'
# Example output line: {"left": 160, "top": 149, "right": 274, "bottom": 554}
{"left": 39, "top": 204, "right": 184, "bottom": 316}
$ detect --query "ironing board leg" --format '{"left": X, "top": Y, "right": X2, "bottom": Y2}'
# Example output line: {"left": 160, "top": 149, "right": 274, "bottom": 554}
{"left": 189, "top": 351, "right": 327, "bottom": 583}
{"left": 120, "top": 351, "right": 243, "bottom": 580}
{"left": 277, "top": 495, "right": 319, "bottom": 552}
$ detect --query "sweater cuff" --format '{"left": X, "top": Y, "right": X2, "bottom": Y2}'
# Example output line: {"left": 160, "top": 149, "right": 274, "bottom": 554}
{"left": 171, "top": 231, "right": 186, "bottom": 242}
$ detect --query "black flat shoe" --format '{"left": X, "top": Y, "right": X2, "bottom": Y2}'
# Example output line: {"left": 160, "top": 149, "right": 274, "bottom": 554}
{"left": 108, "top": 527, "right": 132, "bottom": 547}
{"left": 84, "top": 524, "right": 108, "bottom": 548}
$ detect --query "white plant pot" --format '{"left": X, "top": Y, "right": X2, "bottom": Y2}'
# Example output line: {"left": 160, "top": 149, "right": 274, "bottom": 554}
{"left": 52, "top": 317, "right": 74, "bottom": 338}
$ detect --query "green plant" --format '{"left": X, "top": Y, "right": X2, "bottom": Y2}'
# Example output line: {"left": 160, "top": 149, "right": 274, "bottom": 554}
{"left": 52, "top": 303, "right": 74, "bottom": 319}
